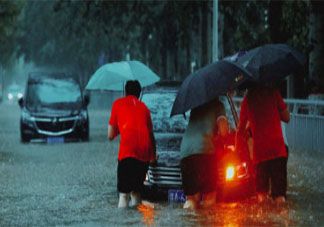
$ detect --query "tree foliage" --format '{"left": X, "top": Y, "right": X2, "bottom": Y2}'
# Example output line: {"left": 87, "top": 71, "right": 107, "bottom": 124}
{"left": 221, "top": 0, "right": 270, "bottom": 56}
{"left": 0, "top": 0, "right": 24, "bottom": 66}
{"left": 1, "top": 0, "right": 322, "bottom": 94}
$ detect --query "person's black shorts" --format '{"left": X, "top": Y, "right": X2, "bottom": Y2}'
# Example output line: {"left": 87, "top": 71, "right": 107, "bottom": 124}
{"left": 180, "top": 154, "right": 218, "bottom": 196}
{"left": 256, "top": 157, "right": 288, "bottom": 199}
{"left": 117, "top": 158, "right": 149, "bottom": 194}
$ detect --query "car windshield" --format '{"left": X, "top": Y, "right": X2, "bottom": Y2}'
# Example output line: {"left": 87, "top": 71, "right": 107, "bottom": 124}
{"left": 9, "top": 86, "right": 21, "bottom": 93}
{"left": 26, "top": 77, "right": 82, "bottom": 111}
{"left": 220, "top": 96, "right": 237, "bottom": 130}
{"left": 142, "top": 88, "right": 189, "bottom": 133}
{"left": 142, "top": 88, "right": 237, "bottom": 133}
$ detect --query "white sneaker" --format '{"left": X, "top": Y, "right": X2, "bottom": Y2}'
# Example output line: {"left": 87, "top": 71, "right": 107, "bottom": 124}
{"left": 130, "top": 191, "right": 141, "bottom": 207}
{"left": 183, "top": 200, "right": 197, "bottom": 209}
{"left": 118, "top": 193, "right": 129, "bottom": 208}
{"left": 183, "top": 193, "right": 200, "bottom": 209}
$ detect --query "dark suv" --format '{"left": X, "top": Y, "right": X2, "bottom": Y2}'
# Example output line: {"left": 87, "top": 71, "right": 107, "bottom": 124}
{"left": 18, "top": 72, "right": 89, "bottom": 143}
{"left": 142, "top": 86, "right": 254, "bottom": 202}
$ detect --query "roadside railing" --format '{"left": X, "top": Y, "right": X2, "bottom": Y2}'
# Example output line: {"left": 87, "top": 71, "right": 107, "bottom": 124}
{"left": 231, "top": 97, "right": 324, "bottom": 152}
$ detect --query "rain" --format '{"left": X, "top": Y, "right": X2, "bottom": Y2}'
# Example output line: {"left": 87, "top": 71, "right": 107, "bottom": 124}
{"left": 1, "top": 1, "right": 324, "bottom": 226}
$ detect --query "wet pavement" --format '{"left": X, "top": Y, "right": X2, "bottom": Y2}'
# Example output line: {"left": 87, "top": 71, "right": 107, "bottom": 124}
{"left": 0, "top": 102, "right": 323, "bottom": 226}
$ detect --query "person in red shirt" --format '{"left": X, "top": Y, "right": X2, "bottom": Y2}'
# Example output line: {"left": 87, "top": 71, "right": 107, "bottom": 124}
{"left": 236, "top": 83, "right": 290, "bottom": 203}
{"left": 108, "top": 80, "right": 156, "bottom": 208}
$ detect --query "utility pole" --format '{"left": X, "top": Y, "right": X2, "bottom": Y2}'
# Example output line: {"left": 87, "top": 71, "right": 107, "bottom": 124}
{"left": 212, "top": 0, "right": 218, "bottom": 62}
{"left": 287, "top": 75, "right": 294, "bottom": 98}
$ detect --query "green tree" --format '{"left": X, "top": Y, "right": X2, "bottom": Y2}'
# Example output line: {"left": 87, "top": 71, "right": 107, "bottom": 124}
{"left": 267, "top": 0, "right": 310, "bottom": 97}
{"left": 221, "top": 0, "right": 270, "bottom": 57}
{"left": 0, "top": 0, "right": 24, "bottom": 66}
{"left": 15, "top": 0, "right": 320, "bottom": 93}
{"left": 309, "top": 0, "right": 324, "bottom": 90}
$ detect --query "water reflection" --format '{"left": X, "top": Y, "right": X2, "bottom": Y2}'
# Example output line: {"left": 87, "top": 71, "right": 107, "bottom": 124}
{"left": 179, "top": 198, "right": 293, "bottom": 226}
{"left": 137, "top": 202, "right": 158, "bottom": 226}
{"left": 0, "top": 104, "right": 323, "bottom": 226}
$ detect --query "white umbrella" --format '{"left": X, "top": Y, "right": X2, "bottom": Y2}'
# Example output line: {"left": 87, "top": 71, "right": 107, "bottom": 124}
{"left": 85, "top": 60, "right": 160, "bottom": 91}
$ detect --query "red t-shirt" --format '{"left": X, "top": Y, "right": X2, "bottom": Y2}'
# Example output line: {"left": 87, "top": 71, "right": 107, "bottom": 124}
{"left": 238, "top": 87, "right": 287, "bottom": 164}
{"left": 109, "top": 95, "right": 154, "bottom": 162}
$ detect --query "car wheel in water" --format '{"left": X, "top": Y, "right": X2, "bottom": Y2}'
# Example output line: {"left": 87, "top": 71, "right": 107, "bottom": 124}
{"left": 81, "top": 130, "right": 89, "bottom": 141}
{"left": 81, "top": 121, "right": 89, "bottom": 141}
{"left": 21, "top": 132, "right": 30, "bottom": 143}
{"left": 20, "top": 122, "right": 30, "bottom": 143}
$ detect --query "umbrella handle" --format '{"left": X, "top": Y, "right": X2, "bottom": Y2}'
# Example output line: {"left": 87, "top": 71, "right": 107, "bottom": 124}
{"left": 226, "top": 93, "right": 239, "bottom": 128}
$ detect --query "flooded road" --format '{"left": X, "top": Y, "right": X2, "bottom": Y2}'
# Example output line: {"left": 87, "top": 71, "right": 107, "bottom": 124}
{"left": 0, "top": 102, "right": 323, "bottom": 226}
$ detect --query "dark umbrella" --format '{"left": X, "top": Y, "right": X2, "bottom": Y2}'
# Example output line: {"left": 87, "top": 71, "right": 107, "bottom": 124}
{"left": 236, "top": 43, "right": 306, "bottom": 84}
{"left": 170, "top": 60, "right": 252, "bottom": 117}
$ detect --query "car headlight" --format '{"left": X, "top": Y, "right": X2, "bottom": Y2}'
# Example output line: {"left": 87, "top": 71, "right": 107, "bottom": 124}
{"left": 18, "top": 93, "right": 23, "bottom": 99}
{"left": 8, "top": 93, "right": 13, "bottom": 100}
{"left": 22, "top": 110, "right": 35, "bottom": 127}
{"left": 81, "top": 109, "right": 88, "bottom": 120}
{"left": 77, "top": 109, "right": 88, "bottom": 125}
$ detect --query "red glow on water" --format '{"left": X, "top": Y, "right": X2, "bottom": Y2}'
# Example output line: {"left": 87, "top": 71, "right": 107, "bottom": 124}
{"left": 137, "top": 203, "right": 157, "bottom": 226}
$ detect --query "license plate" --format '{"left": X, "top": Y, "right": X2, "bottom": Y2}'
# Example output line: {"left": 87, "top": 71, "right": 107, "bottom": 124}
{"left": 168, "top": 189, "right": 186, "bottom": 203}
{"left": 47, "top": 137, "right": 64, "bottom": 144}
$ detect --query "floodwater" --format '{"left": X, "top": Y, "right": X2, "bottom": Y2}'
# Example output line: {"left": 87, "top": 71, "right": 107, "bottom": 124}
{"left": 0, "top": 102, "right": 323, "bottom": 226}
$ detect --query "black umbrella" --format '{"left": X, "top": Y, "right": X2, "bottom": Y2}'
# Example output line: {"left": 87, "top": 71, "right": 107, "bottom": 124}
{"left": 170, "top": 60, "right": 252, "bottom": 117}
{"left": 236, "top": 43, "right": 306, "bottom": 84}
